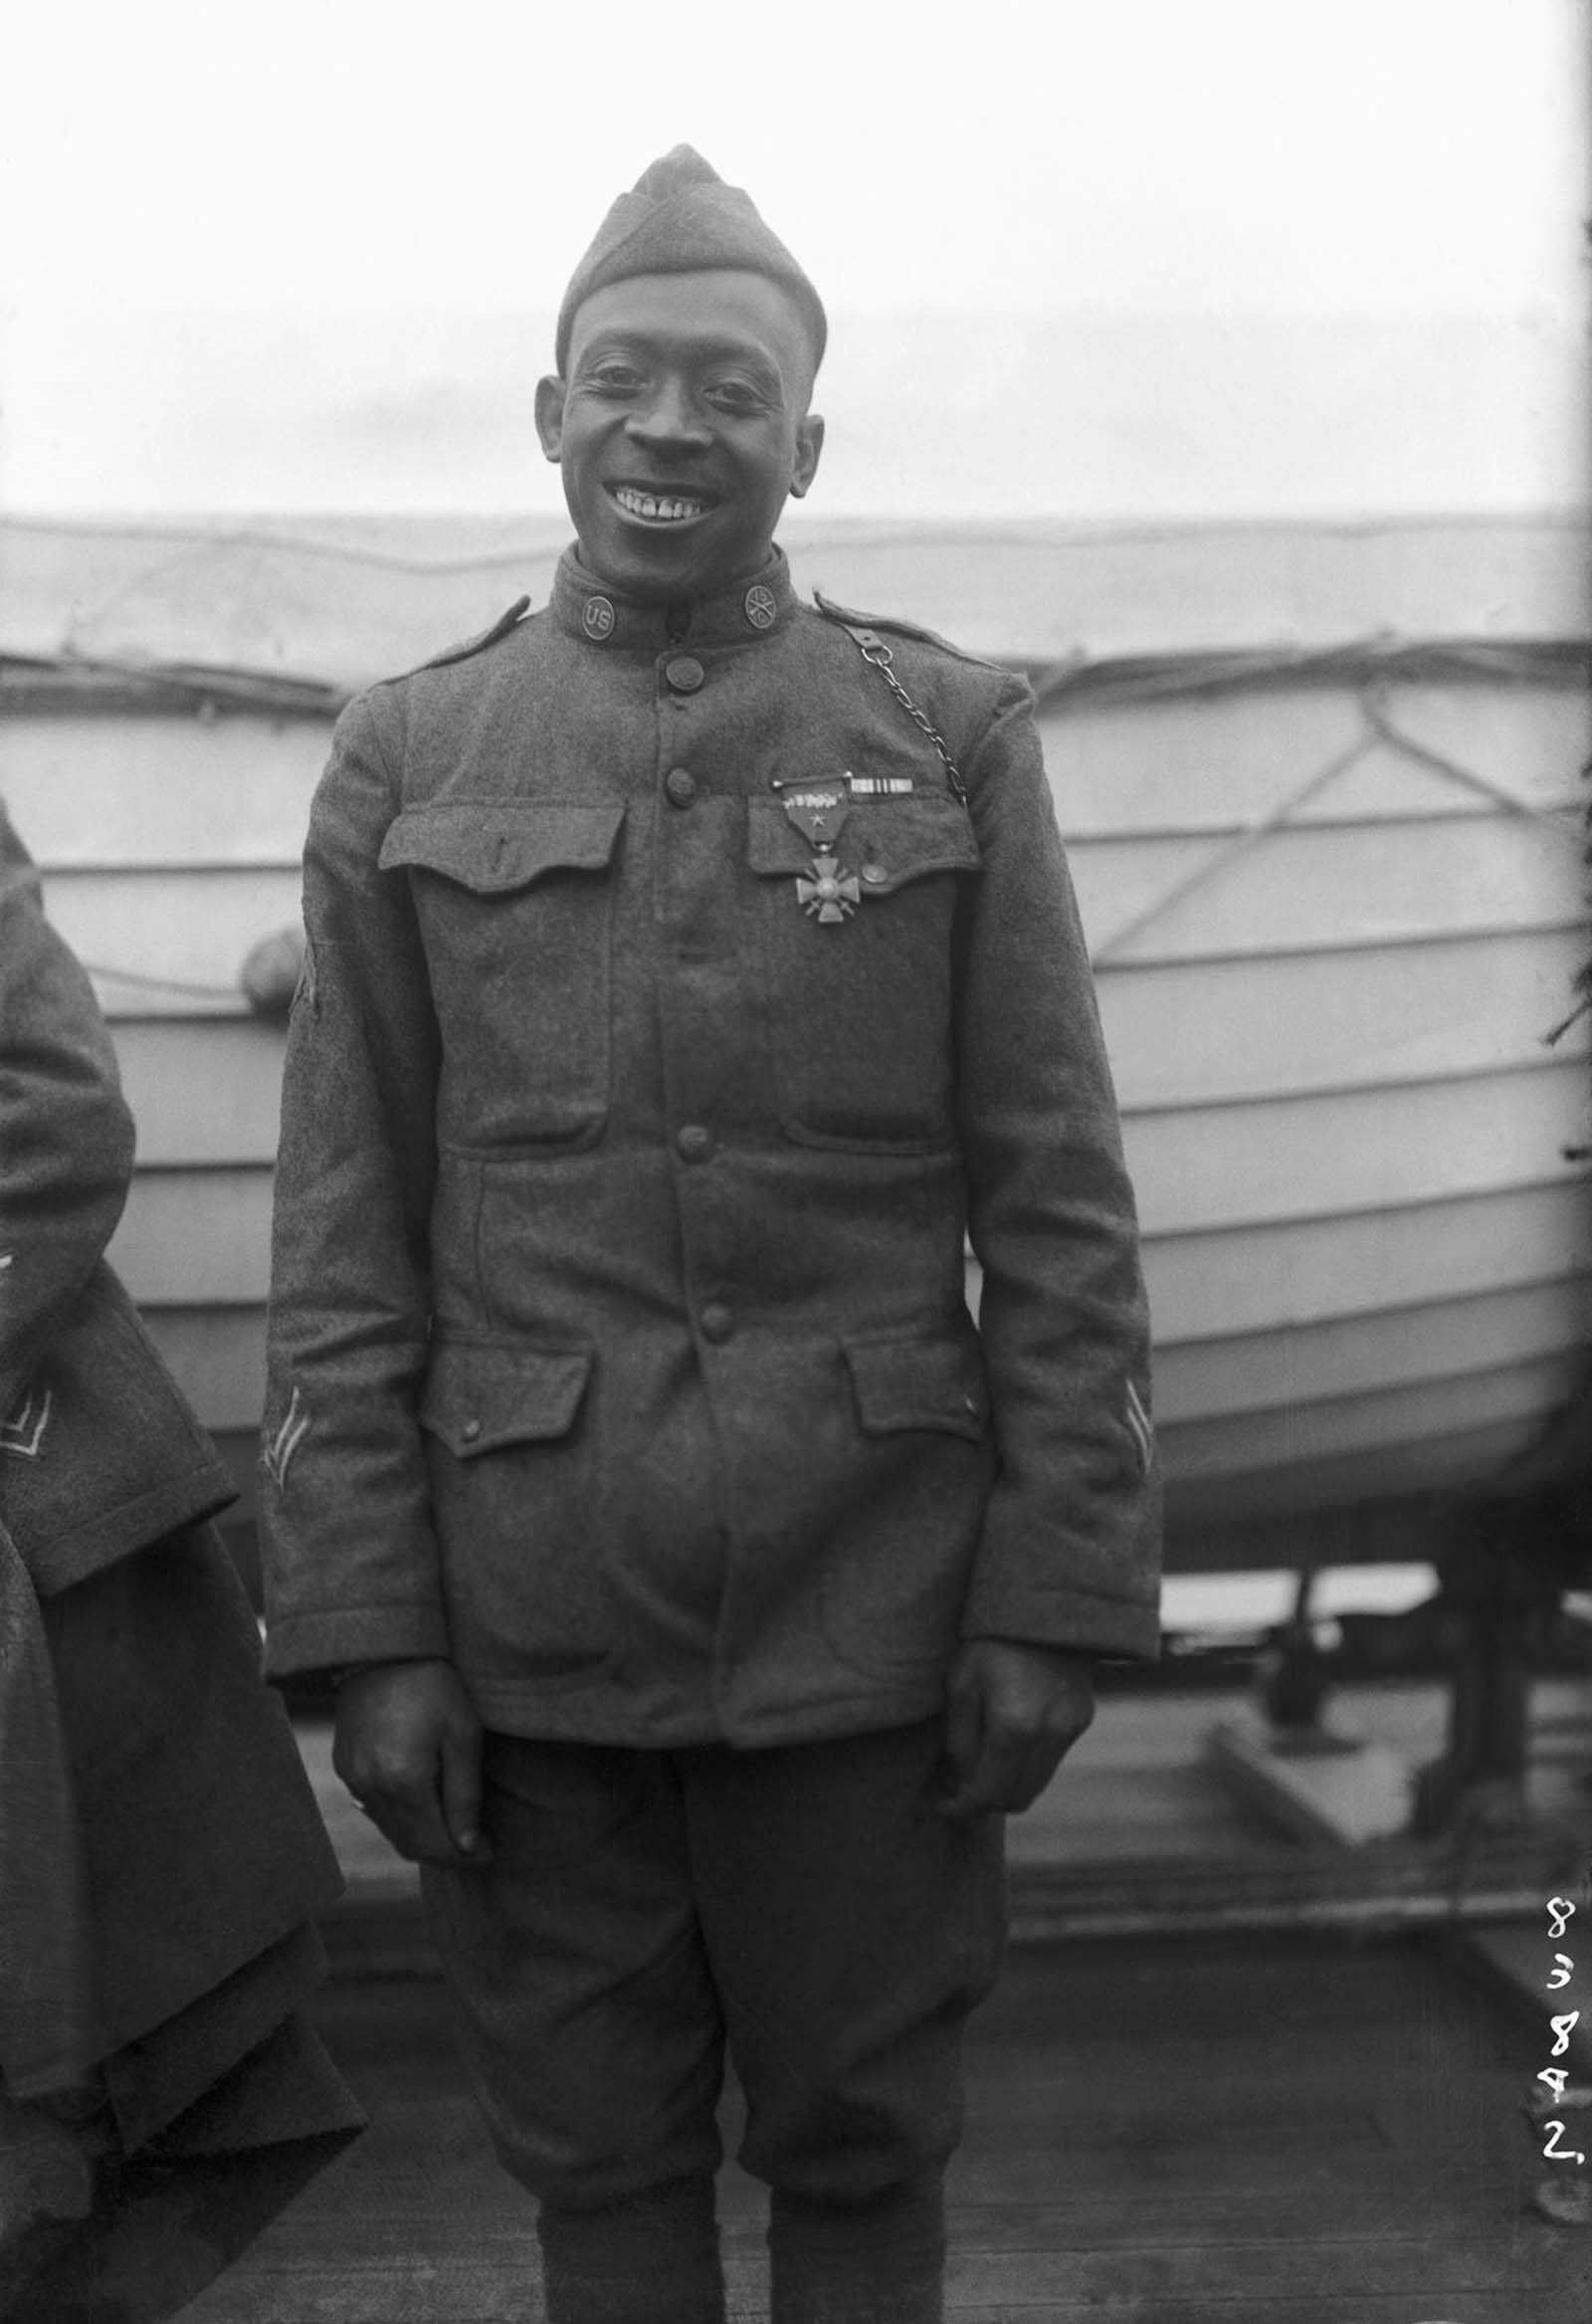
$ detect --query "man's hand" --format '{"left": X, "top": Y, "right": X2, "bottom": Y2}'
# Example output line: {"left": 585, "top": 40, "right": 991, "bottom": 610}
{"left": 332, "top": 1657, "right": 492, "bottom": 1868}
{"left": 935, "top": 1639, "right": 1095, "bottom": 1820}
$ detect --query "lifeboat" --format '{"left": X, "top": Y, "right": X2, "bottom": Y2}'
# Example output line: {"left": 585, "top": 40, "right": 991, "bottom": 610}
{"left": 3, "top": 512, "right": 1586, "bottom": 1580}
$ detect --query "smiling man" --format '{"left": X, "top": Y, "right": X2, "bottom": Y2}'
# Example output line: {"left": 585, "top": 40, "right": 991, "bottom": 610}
{"left": 538, "top": 269, "right": 823, "bottom": 604}
{"left": 261, "top": 147, "right": 1160, "bottom": 2324}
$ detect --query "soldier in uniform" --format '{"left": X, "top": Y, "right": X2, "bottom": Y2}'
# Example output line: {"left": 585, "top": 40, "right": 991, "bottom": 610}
{"left": 261, "top": 148, "right": 1161, "bottom": 2324}
{"left": 0, "top": 802, "right": 363, "bottom": 2292}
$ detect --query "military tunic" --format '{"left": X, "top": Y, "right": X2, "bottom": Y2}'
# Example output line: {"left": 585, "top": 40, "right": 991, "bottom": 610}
{"left": 261, "top": 546, "right": 1160, "bottom": 1744}
{"left": 0, "top": 802, "right": 358, "bottom": 2164}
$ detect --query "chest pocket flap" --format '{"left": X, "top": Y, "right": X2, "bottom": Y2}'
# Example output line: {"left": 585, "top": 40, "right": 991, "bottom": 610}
{"left": 747, "top": 796, "right": 979, "bottom": 893}
{"left": 381, "top": 800, "right": 625, "bottom": 893}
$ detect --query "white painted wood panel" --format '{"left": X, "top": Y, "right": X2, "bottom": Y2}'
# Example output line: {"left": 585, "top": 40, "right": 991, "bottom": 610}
{"left": 42, "top": 868, "right": 302, "bottom": 1000}
{"left": 190, "top": 1399, "right": 1559, "bottom": 1539}
{"left": 789, "top": 518, "right": 1592, "bottom": 665}
{"left": 1069, "top": 816, "right": 1586, "bottom": 961}
{"left": 1154, "top": 1275, "right": 1592, "bottom": 1424}
{"left": 8, "top": 682, "right": 1580, "bottom": 871}
{"left": 109, "top": 1171, "right": 275, "bottom": 1303}
{"left": 1096, "top": 930, "right": 1588, "bottom": 1107}
{"left": 5, "top": 715, "right": 325, "bottom": 866}
{"left": 138, "top": 1273, "right": 1592, "bottom": 1439}
{"left": 1037, "top": 682, "right": 1588, "bottom": 838}
{"left": 119, "top": 1169, "right": 1590, "bottom": 1330}
{"left": 1161, "top": 1351, "right": 1579, "bottom": 1479}
{"left": 41, "top": 818, "right": 1587, "bottom": 1025}
{"left": 115, "top": 1019, "right": 288, "bottom": 1162}
{"left": 1134, "top": 1182, "right": 1592, "bottom": 1342}
{"left": 1370, "top": 682, "right": 1591, "bottom": 818}
{"left": 14, "top": 510, "right": 1587, "bottom": 1546}
{"left": 1164, "top": 1413, "right": 1561, "bottom": 1526}
{"left": 143, "top": 1307, "right": 1587, "bottom": 1535}
{"left": 1122, "top": 1060, "right": 1589, "bottom": 1236}
{"left": 106, "top": 933, "right": 1589, "bottom": 1169}
{"left": 142, "top": 1307, "right": 267, "bottom": 1428}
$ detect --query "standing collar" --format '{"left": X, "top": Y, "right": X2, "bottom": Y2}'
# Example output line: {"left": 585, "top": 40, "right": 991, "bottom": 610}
{"left": 549, "top": 544, "right": 797, "bottom": 652}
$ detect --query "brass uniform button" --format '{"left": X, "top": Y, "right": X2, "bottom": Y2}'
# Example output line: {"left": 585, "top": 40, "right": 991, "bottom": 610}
{"left": 861, "top": 862, "right": 888, "bottom": 887}
{"left": 665, "top": 656, "right": 705, "bottom": 693}
{"left": 665, "top": 767, "right": 697, "bottom": 806}
{"left": 676, "top": 1124, "right": 714, "bottom": 1162}
{"left": 462, "top": 1417, "right": 483, "bottom": 1443}
{"left": 699, "top": 1304, "right": 733, "bottom": 1344}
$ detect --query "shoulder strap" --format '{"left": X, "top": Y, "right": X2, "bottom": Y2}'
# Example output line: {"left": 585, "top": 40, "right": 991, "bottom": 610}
{"left": 814, "top": 591, "right": 968, "bottom": 805}
{"left": 414, "top": 594, "right": 533, "bottom": 675}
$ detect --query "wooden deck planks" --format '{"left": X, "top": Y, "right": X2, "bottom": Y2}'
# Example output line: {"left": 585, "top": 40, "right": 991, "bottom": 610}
{"left": 26, "top": 1933, "right": 1583, "bottom": 2323}
{"left": 19, "top": 1682, "right": 1591, "bottom": 2321}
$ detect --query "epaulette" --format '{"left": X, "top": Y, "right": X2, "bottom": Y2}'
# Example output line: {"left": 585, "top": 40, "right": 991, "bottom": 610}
{"left": 409, "top": 594, "right": 534, "bottom": 676}
{"left": 814, "top": 589, "right": 987, "bottom": 805}
{"left": 812, "top": 589, "right": 1006, "bottom": 675}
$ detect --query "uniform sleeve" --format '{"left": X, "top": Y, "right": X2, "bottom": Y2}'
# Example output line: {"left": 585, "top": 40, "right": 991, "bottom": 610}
{"left": 259, "top": 693, "right": 451, "bottom": 1677}
{"left": 953, "top": 679, "right": 1162, "bottom": 1659}
{"left": 0, "top": 803, "right": 136, "bottom": 1413}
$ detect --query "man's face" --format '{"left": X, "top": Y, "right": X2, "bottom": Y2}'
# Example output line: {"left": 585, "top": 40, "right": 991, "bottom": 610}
{"left": 536, "top": 270, "right": 824, "bottom": 602}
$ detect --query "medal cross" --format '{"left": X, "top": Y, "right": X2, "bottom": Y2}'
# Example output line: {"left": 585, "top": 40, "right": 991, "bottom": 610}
{"left": 796, "top": 854, "right": 862, "bottom": 924}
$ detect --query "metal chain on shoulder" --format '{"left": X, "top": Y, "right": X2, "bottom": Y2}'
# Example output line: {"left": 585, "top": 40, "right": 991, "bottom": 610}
{"left": 825, "top": 612, "right": 969, "bottom": 804}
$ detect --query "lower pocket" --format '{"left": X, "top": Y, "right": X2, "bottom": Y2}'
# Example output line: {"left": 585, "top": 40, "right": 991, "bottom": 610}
{"left": 419, "top": 1339, "right": 618, "bottom": 1688}
{"left": 818, "top": 1331, "right": 995, "bottom": 1679}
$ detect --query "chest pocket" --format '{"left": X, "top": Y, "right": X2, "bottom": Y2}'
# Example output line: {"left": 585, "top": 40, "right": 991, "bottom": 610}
{"left": 746, "top": 793, "right": 981, "bottom": 1151}
{"left": 381, "top": 799, "right": 624, "bottom": 1149}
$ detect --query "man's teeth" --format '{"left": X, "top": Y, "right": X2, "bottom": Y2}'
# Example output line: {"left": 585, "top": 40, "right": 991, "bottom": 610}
{"left": 615, "top": 489, "right": 706, "bottom": 523}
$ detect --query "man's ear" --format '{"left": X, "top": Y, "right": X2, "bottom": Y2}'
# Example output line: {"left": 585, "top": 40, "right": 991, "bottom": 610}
{"left": 534, "top": 375, "right": 567, "bottom": 464}
{"left": 790, "top": 412, "right": 824, "bottom": 501}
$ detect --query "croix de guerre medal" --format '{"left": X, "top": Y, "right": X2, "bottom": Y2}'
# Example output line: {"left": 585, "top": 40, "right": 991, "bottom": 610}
{"left": 796, "top": 856, "right": 862, "bottom": 923}
{"left": 775, "top": 784, "right": 860, "bottom": 925}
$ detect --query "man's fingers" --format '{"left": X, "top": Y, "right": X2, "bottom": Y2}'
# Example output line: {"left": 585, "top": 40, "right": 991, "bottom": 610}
{"left": 937, "top": 1712, "right": 1090, "bottom": 1820}
{"left": 359, "top": 1776, "right": 475, "bottom": 1868}
{"left": 934, "top": 1663, "right": 987, "bottom": 1815}
{"left": 936, "top": 1714, "right": 1027, "bottom": 1821}
{"left": 999, "top": 1731, "right": 1074, "bottom": 1818}
{"left": 943, "top": 1664, "right": 985, "bottom": 1783}
{"left": 338, "top": 1745, "right": 483, "bottom": 1867}
{"left": 440, "top": 1721, "right": 489, "bottom": 1860}
{"left": 937, "top": 1641, "right": 1100, "bottom": 1818}
{"left": 331, "top": 1659, "right": 488, "bottom": 1868}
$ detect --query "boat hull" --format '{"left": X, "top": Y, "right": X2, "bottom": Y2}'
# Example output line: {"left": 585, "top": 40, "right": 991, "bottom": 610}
{"left": 5, "top": 515, "right": 1587, "bottom": 1570}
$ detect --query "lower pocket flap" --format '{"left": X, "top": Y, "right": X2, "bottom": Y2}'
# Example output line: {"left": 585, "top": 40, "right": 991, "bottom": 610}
{"left": 844, "top": 1334, "right": 990, "bottom": 1439}
{"left": 420, "top": 1343, "right": 593, "bottom": 1457}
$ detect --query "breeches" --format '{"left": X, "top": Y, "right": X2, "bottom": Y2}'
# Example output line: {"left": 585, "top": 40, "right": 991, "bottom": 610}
{"left": 420, "top": 1718, "right": 1006, "bottom": 2214}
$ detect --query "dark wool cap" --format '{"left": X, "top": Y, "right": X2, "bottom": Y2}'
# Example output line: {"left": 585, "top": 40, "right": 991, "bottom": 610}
{"left": 554, "top": 145, "right": 827, "bottom": 376}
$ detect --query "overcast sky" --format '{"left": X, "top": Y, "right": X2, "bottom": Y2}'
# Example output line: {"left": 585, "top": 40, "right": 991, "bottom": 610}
{"left": 1, "top": 0, "right": 1586, "bottom": 517}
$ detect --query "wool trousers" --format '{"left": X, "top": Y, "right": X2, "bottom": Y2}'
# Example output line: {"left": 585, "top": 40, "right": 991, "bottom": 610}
{"left": 421, "top": 1718, "right": 1006, "bottom": 2323}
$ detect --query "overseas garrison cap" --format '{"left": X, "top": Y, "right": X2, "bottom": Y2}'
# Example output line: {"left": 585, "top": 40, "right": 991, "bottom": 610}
{"left": 554, "top": 144, "right": 828, "bottom": 376}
